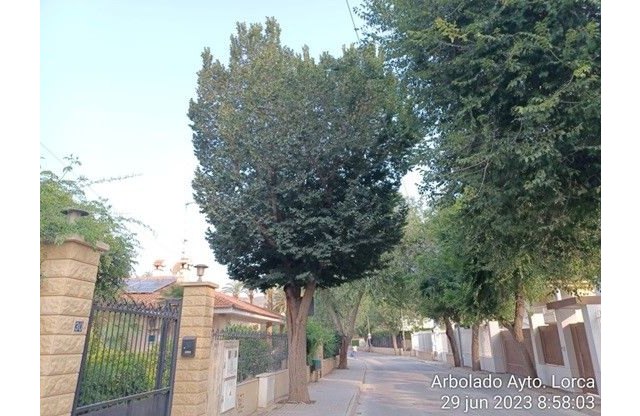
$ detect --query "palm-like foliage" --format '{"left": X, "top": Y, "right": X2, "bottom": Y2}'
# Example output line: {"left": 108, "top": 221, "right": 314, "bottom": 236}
{"left": 222, "top": 281, "right": 248, "bottom": 299}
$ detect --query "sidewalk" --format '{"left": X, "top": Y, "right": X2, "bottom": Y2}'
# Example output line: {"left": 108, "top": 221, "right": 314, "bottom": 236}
{"left": 257, "top": 357, "right": 366, "bottom": 416}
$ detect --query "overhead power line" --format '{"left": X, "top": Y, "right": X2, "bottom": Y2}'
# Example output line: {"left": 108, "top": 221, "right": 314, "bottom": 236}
{"left": 40, "top": 141, "right": 108, "bottom": 202}
{"left": 345, "top": 0, "right": 361, "bottom": 42}
{"left": 40, "top": 142, "right": 67, "bottom": 168}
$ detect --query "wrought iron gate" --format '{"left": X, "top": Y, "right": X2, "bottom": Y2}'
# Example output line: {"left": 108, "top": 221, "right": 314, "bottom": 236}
{"left": 72, "top": 298, "right": 181, "bottom": 416}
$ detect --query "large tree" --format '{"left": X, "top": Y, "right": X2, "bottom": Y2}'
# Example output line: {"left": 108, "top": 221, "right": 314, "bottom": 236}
{"left": 367, "top": 206, "right": 430, "bottom": 353}
{"left": 418, "top": 205, "right": 476, "bottom": 368}
{"left": 316, "top": 282, "right": 368, "bottom": 369}
{"left": 189, "top": 19, "right": 418, "bottom": 402}
{"left": 380, "top": 203, "right": 508, "bottom": 369}
{"left": 361, "top": 0, "right": 600, "bottom": 376}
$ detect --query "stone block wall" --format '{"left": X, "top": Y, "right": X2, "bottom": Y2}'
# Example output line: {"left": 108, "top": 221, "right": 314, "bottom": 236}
{"left": 235, "top": 378, "right": 260, "bottom": 416}
{"left": 273, "top": 369, "right": 289, "bottom": 403}
{"left": 171, "top": 282, "right": 217, "bottom": 416}
{"left": 40, "top": 237, "right": 107, "bottom": 416}
{"left": 321, "top": 356, "right": 336, "bottom": 376}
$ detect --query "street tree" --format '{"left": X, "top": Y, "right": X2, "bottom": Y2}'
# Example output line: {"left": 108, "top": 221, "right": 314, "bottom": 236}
{"left": 189, "top": 19, "right": 419, "bottom": 402}
{"left": 316, "top": 281, "right": 368, "bottom": 369}
{"left": 413, "top": 203, "right": 510, "bottom": 370}
{"left": 367, "top": 206, "right": 430, "bottom": 353}
{"left": 368, "top": 298, "right": 404, "bottom": 352}
{"left": 361, "top": 0, "right": 600, "bottom": 376}
{"left": 418, "top": 205, "right": 469, "bottom": 368}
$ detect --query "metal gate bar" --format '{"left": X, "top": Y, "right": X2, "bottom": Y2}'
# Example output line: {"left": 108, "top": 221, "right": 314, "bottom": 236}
{"left": 72, "top": 298, "right": 181, "bottom": 416}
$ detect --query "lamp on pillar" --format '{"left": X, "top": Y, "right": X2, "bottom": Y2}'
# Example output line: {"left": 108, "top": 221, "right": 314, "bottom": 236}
{"left": 61, "top": 208, "right": 89, "bottom": 224}
{"left": 178, "top": 262, "right": 209, "bottom": 282}
{"left": 195, "top": 264, "right": 209, "bottom": 282}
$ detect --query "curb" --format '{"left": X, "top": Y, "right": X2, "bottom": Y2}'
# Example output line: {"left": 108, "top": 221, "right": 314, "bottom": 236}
{"left": 346, "top": 359, "right": 368, "bottom": 416}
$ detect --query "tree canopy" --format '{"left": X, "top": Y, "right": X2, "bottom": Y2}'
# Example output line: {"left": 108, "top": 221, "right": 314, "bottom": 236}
{"left": 360, "top": 0, "right": 600, "bottom": 375}
{"left": 189, "top": 18, "right": 419, "bottom": 402}
{"left": 360, "top": 0, "right": 600, "bottom": 283}
{"left": 190, "top": 19, "right": 418, "bottom": 292}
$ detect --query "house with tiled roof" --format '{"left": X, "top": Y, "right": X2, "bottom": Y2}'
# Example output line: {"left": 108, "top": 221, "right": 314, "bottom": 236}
{"left": 122, "top": 274, "right": 285, "bottom": 332}
{"left": 211, "top": 290, "right": 284, "bottom": 331}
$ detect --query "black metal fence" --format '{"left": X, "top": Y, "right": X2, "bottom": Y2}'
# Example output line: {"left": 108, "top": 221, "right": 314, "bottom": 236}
{"left": 370, "top": 333, "right": 406, "bottom": 349}
{"left": 72, "top": 298, "right": 181, "bottom": 416}
{"left": 213, "top": 328, "right": 288, "bottom": 382}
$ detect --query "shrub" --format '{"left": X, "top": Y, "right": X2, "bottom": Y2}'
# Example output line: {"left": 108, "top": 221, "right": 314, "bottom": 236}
{"left": 306, "top": 318, "right": 337, "bottom": 363}
{"left": 78, "top": 348, "right": 158, "bottom": 406}
{"left": 222, "top": 324, "right": 285, "bottom": 382}
{"left": 323, "top": 332, "right": 340, "bottom": 358}
{"left": 237, "top": 337, "right": 272, "bottom": 382}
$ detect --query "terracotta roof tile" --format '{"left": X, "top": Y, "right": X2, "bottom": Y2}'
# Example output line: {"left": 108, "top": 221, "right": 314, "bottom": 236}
{"left": 122, "top": 292, "right": 165, "bottom": 305}
{"left": 213, "top": 291, "right": 284, "bottom": 321}
{"left": 121, "top": 277, "right": 284, "bottom": 322}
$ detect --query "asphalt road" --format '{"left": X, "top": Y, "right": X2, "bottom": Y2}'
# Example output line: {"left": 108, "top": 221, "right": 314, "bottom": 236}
{"left": 353, "top": 352, "right": 600, "bottom": 416}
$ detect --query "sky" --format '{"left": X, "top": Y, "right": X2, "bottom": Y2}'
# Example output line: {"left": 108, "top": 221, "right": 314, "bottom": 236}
{"left": 40, "top": 0, "right": 420, "bottom": 286}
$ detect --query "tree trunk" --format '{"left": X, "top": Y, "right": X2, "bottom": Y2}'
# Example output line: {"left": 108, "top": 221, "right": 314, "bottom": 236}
{"left": 444, "top": 318, "right": 461, "bottom": 367}
{"left": 508, "top": 276, "right": 538, "bottom": 378}
{"left": 267, "top": 289, "right": 274, "bottom": 310}
{"left": 471, "top": 322, "right": 481, "bottom": 371}
{"left": 391, "top": 333, "right": 398, "bottom": 355}
{"left": 284, "top": 281, "right": 317, "bottom": 403}
{"left": 322, "top": 286, "right": 366, "bottom": 370}
{"left": 338, "top": 335, "right": 349, "bottom": 369}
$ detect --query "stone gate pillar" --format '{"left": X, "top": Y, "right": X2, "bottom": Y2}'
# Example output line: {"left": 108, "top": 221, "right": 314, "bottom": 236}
{"left": 40, "top": 235, "right": 108, "bottom": 416}
{"left": 171, "top": 281, "right": 218, "bottom": 416}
